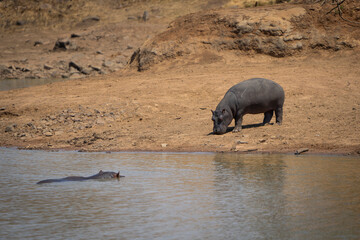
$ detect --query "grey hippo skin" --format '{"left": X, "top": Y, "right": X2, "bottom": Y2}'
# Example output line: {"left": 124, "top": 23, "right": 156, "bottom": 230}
{"left": 37, "top": 170, "right": 124, "bottom": 184}
{"left": 212, "top": 78, "right": 285, "bottom": 135}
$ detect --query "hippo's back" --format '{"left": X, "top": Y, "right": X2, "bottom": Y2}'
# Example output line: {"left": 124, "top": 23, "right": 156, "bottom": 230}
{"left": 228, "top": 78, "right": 284, "bottom": 114}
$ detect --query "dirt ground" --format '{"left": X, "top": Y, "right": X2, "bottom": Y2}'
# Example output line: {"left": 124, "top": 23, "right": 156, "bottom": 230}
{"left": 0, "top": 0, "right": 359, "bottom": 155}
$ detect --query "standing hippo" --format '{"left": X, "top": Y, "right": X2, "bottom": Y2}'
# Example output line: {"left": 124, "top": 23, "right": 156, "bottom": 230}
{"left": 211, "top": 78, "right": 284, "bottom": 135}
{"left": 37, "top": 170, "right": 124, "bottom": 184}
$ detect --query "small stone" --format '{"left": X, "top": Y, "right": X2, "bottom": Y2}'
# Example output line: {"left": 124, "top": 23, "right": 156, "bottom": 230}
{"left": 44, "top": 64, "right": 53, "bottom": 70}
{"left": 161, "top": 143, "right": 168, "bottom": 148}
{"left": 69, "top": 61, "right": 83, "bottom": 72}
{"left": 34, "top": 41, "right": 43, "bottom": 46}
{"left": 69, "top": 72, "right": 83, "bottom": 79}
{"left": 0, "top": 65, "right": 11, "bottom": 75}
{"left": 5, "top": 124, "right": 17, "bottom": 132}
{"left": 54, "top": 38, "right": 77, "bottom": 51}
{"left": 143, "top": 11, "right": 149, "bottom": 21}
{"left": 19, "top": 133, "right": 26, "bottom": 137}
{"left": 44, "top": 132, "right": 53, "bottom": 137}
{"left": 235, "top": 140, "right": 248, "bottom": 144}
{"left": 26, "top": 122, "right": 35, "bottom": 129}
{"left": 90, "top": 64, "right": 102, "bottom": 72}
{"left": 16, "top": 20, "right": 26, "bottom": 26}
{"left": 71, "top": 33, "right": 81, "bottom": 38}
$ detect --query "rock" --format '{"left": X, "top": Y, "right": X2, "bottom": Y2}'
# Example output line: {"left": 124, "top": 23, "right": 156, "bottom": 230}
{"left": 71, "top": 33, "right": 81, "bottom": 38}
{"left": 44, "top": 131, "right": 53, "bottom": 137}
{"left": 34, "top": 41, "right": 43, "bottom": 46}
{"left": 16, "top": 20, "right": 26, "bottom": 26}
{"left": 50, "top": 71, "right": 61, "bottom": 78}
{"left": 69, "top": 72, "right": 83, "bottom": 79}
{"left": 19, "top": 132, "right": 26, "bottom": 137}
{"left": 0, "top": 65, "right": 11, "bottom": 75}
{"left": 26, "top": 122, "right": 35, "bottom": 129}
{"left": 90, "top": 64, "right": 102, "bottom": 72}
{"left": 5, "top": 124, "right": 17, "bottom": 132}
{"left": 290, "top": 42, "right": 303, "bottom": 50}
{"left": 53, "top": 38, "right": 78, "bottom": 51}
{"left": 143, "top": 11, "right": 149, "bottom": 21}
{"left": 69, "top": 61, "right": 89, "bottom": 74}
{"left": 283, "top": 33, "right": 304, "bottom": 42}
{"left": 20, "top": 67, "right": 30, "bottom": 72}
{"left": 44, "top": 64, "right": 53, "bottom": 70}
{"left": 234, "top": 22, "right": 253, "bottom": 35}
{"left": 259, "top": 23, "right": 286, "bottom": 36}
{"left": 161, "top": 143, "right": 168, "bottom": 148}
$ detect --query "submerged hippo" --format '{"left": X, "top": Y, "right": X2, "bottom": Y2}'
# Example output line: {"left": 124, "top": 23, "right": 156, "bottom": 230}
{"left": 211, "top": 78, "right": 284, "bottom": 134}
{"left": 37, "top": 170, "right": 124, "bottom": 184}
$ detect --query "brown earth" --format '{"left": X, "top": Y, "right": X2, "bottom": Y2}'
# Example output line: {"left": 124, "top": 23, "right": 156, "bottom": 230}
{"left": 0, "top": 0, "right": 359, "bottom": 155}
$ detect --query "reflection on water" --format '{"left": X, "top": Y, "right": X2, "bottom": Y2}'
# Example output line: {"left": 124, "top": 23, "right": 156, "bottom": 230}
{"left": 0, "top": 78, "right": 66, "bottom": 91}
{"left": 0, "top": 148, "right": 359, "bottom": 239}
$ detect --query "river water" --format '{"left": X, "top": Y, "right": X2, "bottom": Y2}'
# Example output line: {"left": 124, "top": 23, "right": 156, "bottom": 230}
{"left": 0, "top": 148, "right": 359, "bottom": 240}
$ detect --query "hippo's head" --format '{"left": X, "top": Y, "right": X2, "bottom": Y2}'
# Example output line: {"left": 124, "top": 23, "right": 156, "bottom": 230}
{"left": 211, "top": 109, "right": 232, "bottom": 135}
{"left": 93, "top": 170, "right": 123, "bottom": 179}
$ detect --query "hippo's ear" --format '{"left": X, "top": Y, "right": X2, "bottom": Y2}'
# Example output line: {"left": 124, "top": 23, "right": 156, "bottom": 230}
{"left": 116, "top": 171, "right": 120, "bottom": 178}
{"left": 99, "top": 170, "right": 103, "bottom": 174}
{"left": 211, "top": 110, "right": 214, "bottom": 115}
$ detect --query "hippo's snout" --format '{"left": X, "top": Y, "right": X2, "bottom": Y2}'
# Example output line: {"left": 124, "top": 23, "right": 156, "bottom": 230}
{"left": 213, "top": 126, "right": 227, "bottom": 135}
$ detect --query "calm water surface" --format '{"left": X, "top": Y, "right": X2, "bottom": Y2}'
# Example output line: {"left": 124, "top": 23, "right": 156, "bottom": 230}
{"left": 0, "top": 148, "right": 359, "bottom": 240}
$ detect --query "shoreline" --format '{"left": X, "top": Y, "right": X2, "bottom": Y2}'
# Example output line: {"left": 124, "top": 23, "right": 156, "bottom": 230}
{"left": 2, "top": 145, "right": 357, "bottom": 156}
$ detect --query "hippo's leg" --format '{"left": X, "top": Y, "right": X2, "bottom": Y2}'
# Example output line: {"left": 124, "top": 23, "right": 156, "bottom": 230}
{"left": 275, "top": 106, "right": 283, "bottom": 125}
{"left": 263, "top": 110, "right": 273, "bottom": 125}
{"left": 233, "top": 114, "right": 243, "bottom": 133}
